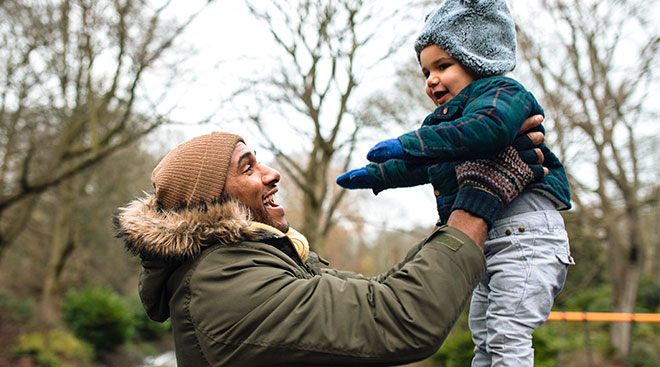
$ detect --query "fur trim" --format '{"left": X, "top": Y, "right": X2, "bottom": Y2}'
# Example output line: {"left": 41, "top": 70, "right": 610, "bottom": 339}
{"left": 114, "top": 194, "right": 268, "bottom": 261}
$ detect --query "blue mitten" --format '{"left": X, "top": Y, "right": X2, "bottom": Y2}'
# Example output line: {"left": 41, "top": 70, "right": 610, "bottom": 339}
{"left": 366, "top": 138, "right": 406, "bottom": 163}
{"left": 336, "top": 167, "right": 373, "bottom": 189}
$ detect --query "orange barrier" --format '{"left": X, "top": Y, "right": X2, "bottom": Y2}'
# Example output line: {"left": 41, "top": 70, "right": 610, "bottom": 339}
{"left": 547, "top": 312, "right": 660, "bottom": 323}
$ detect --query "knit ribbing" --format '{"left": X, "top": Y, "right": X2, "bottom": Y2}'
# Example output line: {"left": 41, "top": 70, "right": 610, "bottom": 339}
{"left": 151, "top": 132, "right": 244, "bottom": 209}
{"left": 453, "top": 147, "right": 535, "bottom": 228}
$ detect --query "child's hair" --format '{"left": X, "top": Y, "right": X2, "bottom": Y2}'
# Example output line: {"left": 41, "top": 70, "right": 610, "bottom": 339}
{"left": 414, "top": 0, "right": 516, "bottom": 77}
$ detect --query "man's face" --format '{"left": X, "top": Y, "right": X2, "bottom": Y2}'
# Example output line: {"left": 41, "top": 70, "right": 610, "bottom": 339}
{"left": 224, "top": 142, "right": 289, "bottom": 233}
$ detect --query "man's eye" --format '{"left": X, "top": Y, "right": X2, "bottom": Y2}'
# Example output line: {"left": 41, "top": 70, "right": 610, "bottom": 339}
{"left": 243, "top": 165, "right": 253, "bottom": 174}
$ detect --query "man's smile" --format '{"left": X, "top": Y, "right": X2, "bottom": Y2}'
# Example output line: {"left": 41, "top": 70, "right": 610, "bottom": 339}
{"left": 263, "top": 189, "right": 279, "bottom": 208}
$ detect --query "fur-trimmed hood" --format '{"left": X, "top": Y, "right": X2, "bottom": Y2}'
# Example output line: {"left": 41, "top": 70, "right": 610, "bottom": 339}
{"left": 114, "top": 194, "right": 273, "bottom": 261}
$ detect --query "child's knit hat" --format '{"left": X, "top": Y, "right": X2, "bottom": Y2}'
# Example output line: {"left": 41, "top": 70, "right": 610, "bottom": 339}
{"left": 414, "top": 0, "right": 516, "bottom": 77}
{"left": 151, "top": 132, "right": 244, "bottom": 209}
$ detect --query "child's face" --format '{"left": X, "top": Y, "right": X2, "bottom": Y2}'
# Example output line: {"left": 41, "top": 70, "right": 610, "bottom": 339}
{"left": 420, "top": 45, "right": 476, "bottom": 107}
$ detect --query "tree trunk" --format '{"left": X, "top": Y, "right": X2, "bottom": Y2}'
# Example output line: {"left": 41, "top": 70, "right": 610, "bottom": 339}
{"left": 302, "top": 196, "right": 323, "bottom": 251}
{"left": 40, "top": 182, "right": 76, "bottom": 325}
{"left": 609, "top": 265, "right": 640, "bottom": 358}
{"left": 608, "top": 208, "right": 644, "bottom": 358}
{"left": 0, "top": 196, "right": 39, "bottom": 261}
{"left": 301, "top": 149, "right": 330, "bottom": 250}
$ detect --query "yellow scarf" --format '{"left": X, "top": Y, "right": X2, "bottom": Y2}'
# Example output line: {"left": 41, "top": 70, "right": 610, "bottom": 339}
{"left": 250, "top": 222, "right": 309, "bottom": 262}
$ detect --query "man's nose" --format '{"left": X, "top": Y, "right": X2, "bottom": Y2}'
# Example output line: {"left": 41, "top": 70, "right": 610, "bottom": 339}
{"left": 262, "top": 166, "right": 280, "bottom": 185}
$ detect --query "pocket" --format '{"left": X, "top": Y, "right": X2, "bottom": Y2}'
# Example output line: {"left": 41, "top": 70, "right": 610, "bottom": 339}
{"left": 555, "top": 247, "right": 575, "bottom": 265}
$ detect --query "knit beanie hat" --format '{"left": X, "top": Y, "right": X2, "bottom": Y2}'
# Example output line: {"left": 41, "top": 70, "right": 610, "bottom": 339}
{"left": 414, "top": 0, "right": 516, "bottom": 77}
{"left": 151, "top": 132, "right": 244, "bottom": 209}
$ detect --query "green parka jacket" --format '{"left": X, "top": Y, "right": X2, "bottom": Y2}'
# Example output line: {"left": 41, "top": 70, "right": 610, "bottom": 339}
{"left": 114, "top": 195, "right": 486, "bottom": 366}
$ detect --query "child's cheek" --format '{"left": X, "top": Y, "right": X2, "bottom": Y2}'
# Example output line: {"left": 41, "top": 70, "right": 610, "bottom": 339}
{"left": 425, "top": 87, "right": 438, "bottom": 106}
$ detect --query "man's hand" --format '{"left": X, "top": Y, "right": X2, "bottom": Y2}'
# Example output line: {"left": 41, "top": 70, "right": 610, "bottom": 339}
{"left": 517, "top": 114, "right": 544, "bottom": 135}
{"left": 513, "top": 114, "right": 548, "bottom": 176}
{"left": 447, "top": 210, "right": 489, "bottom": 248}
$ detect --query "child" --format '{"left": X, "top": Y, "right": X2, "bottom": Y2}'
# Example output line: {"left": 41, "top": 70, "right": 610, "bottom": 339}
{"left": 337, "top": 0, "right": 574, "bottom": 366}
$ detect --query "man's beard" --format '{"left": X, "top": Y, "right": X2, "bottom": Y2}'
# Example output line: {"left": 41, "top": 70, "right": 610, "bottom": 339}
{"left": 221, "top": 193, "right": 289, "bottom": 233}
{"left": 248, "top": 205, "right": 288, "bottom": 233}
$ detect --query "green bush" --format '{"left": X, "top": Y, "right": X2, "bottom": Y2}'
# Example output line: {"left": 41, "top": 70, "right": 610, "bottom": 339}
{"left": 12, "top": 332, "right": 48, "bottom": 360}
{"left": 12, "top": 329, "right": 93, "bottom": 367}
{"left": 532, "top": 323, "right": 562, "bottom": 367}
{"left": 47, "top": 329, "right": 95, "bottom": 363}
{"left": 125, "top": 293, "right": 171, "bottom": 341}
{"left": 626, "top": 343, "right": 659, "bottom": 367}
{"left": 563, "top": 285, "right": 611, "bottom": 312}
{"left": 61, "top": 288, "right": 133, "bottom": 352}
{"left": 636, "top": 275, "right": 660, "bottom": 312}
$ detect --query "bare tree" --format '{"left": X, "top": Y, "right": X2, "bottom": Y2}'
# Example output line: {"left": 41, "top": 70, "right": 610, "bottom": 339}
{"left": 0, "top": 0, "right": 212, "bottom": 260}
{"left": 241, "top": 0, "right": 424, "bottom": 250}
{"left": 513, "top": 0, "right": 660, "bottom": 359}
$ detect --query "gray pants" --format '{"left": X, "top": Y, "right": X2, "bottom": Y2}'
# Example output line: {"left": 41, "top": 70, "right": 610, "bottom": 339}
{"left": 469, "top": 209, "right": 574, "bottom": 367}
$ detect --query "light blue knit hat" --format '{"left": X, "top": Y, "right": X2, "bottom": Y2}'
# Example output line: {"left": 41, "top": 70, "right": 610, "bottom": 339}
{"left": 414, "top": 0, "right": 516, "bottom": 77}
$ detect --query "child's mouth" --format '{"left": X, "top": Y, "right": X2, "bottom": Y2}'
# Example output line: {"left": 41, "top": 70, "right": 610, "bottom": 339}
{"left": 434, "top": 91, "right": 448, "bottom": 105}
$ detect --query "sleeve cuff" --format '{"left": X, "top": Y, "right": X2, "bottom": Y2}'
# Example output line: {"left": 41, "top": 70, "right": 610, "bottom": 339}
{"left": 451, "top": 187, "right": 503, "bottom": 229}
{"left": 366, "top": 163, "right": 386, "bottom": 195}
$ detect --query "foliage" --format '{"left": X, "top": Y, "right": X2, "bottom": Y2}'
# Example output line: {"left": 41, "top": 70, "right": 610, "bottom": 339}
{"left": 61, "top": 288, "right": 133, "bottom": 353}
{"left": 432, "top": 323, "right": 474, "bottom": 367}
{"left": 12, "top": 329, "right": 93, "bottom": 367}
{"left": 563, "top": 284, "right": 612, "bottom": 312}
{"left": 636, "top": 275, "right": 660, "bottom": 312}
{"left": 532, "top": 322, "right": 563, "bottom": 367}
{"left": 626, "top": 343, "right": 659, "bottom": 367}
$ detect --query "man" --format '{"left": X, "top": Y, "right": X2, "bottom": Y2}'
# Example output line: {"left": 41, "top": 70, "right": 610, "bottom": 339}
{"left": 114, "top": 120, "right": 545, "bottom": 366}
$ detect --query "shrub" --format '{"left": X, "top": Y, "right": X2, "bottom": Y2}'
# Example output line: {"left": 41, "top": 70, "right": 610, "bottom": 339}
{"left": 12, "top": 332, "right": 47, "bottom": 360}
{"left": 636, "top": 275, "right": 660, "bottom": 312}
{"left": 47, "top": 329, "right": 95, "bottom": 363}
{"left": 563, "top": 285, "right": 611, "bottom": 312}
{"left": 626, "top": 343, "right": 659, "bottom": 367}
{"left": 12, "top": 329, "right": 93, "bottom": 367}
{"left": 432, "top": 326, "right": 475, "bottom": 367}
{"left": 61, "top": 288, "right": 133, "bottom": 352}
{"left": 532, "top": 323, "right": 562, "bottom": 367}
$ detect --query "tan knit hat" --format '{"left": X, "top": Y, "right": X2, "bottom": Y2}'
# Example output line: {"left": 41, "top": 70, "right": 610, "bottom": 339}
{"left": 151, "top": 132, "right": 244, "bottom": 209}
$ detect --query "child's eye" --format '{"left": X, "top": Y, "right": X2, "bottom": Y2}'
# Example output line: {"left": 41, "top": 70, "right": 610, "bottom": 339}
{"left": 438, "top": 63, "right": 451, "bottom": 70}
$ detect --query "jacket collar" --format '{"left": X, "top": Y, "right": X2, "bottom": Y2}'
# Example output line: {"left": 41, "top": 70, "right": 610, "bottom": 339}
{"left": 113, "top": 194, "right": 275, "bottom": 261}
